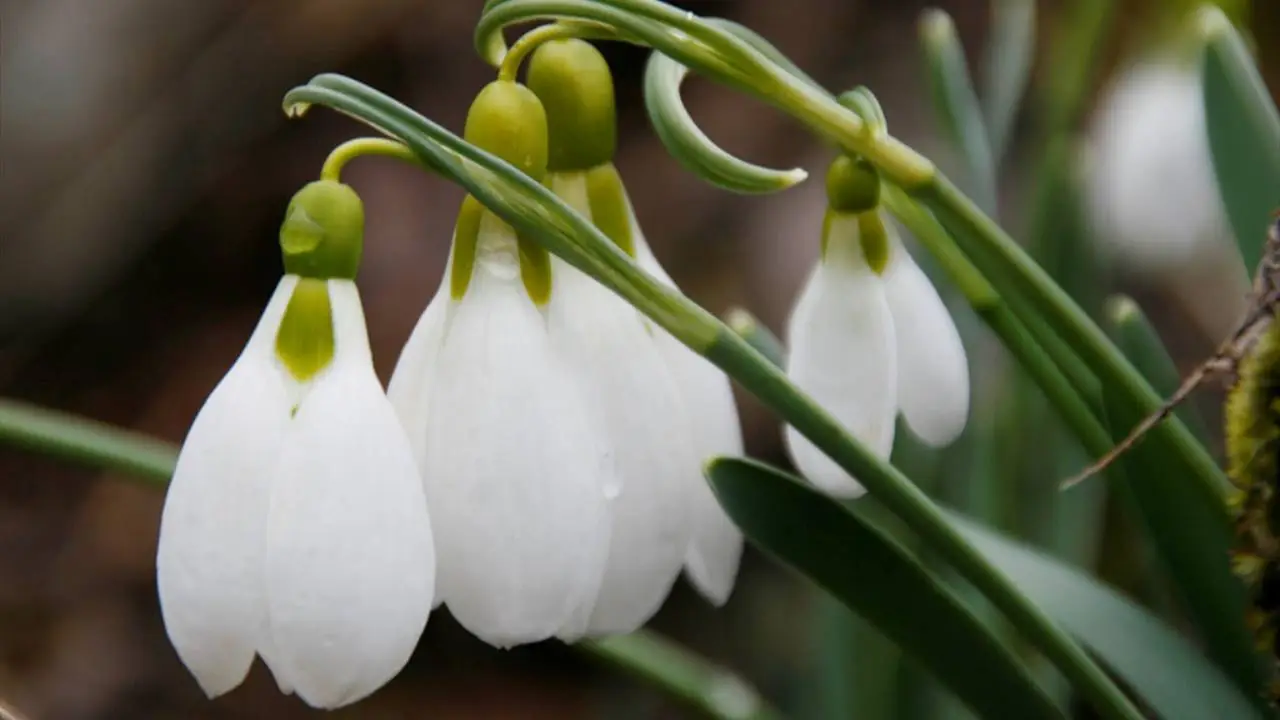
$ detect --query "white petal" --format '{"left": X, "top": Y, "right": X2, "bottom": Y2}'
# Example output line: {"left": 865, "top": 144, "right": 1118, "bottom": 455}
{"left": 386, "top": 253, "right": 453, "bottom": 473}
{"left": 632, "top": 225, "right": 745, "bottom": 606}
{"left": 263, "top": 281, "right": 435, "bottom": 710}
{"left": 425, "top": 213, "right": 613, "bottom": 647}
{"left": 883, "top": 230, "right": 969, "bottom": 446}
{"left": 1086, "top": 61, "right": 1229, "bottom": 272}
{"left": 784, "top": 222, "right": 897, "bottom": 497}
{"left": 549, "top": 256, "right": 695, "bottom": 636}
{"left": 155, "top": 276, "right": 297, "bottom": 697}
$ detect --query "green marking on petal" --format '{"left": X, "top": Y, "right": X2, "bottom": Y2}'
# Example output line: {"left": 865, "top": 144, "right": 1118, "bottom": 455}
{"left": 275, "top": 278, "right": 335, "bottom": 381}
{"left": 586, "top": 162, "right": 634, "bottom": 257}
{"left": 518, "top": 232, "right": 553, "bottom": 306}
{"left": 857, "top": 211, "right": 891, "bottom": 275}
{"left": 451, "top": 196, "right": 483, "bottom": 301}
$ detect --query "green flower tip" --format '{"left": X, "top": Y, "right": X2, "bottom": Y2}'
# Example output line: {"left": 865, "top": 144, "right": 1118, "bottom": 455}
{"left": 919, "top": 8, "right": 957, "bottom": 46}
{"left": 464, "top": 80, "right": 549, "bottom": 180}
{"left": 526, "top": 38, "right": 617, "bottom": 172}
{"left": 1194, "top": 4, "right": 1232, "bottom": 41}
{"left": 280, "top": 180, "right": 363, "bottom": 280}
{"left": 1104, "top": 295, "right": 1140, "bottom": 325}
{"left": 825, "top": 155, "right": 881, "bottom": 213}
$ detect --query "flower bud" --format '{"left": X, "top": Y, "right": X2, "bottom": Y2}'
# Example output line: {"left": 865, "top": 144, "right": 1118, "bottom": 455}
{"left": 279, "top": 181, "right": 364, "bottom": 280}
{"left": 526, "top": 39, "right": 617, "bottom": 172}
{"left": 825, "top": 155, "right": 881, "bottom": 214}
{"left": 464, "top": 80, "right": 549, "bottom": 180}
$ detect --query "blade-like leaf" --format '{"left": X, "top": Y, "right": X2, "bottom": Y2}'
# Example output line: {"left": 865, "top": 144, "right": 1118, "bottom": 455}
{"left": 983, "top": 0, "right": 1036, "bottom": 162}
{"left": 1201, "top": 8, "right": 1280, "bottom": 272}
{"left": 921, "top": 8, "right": 999, "bottom": 214}
{"left": 705, "top": 457, "right": 1065, "bottom": 720}
{"left": 949, "top": 514, "right": 1264, "bottom": 720}
{"left": 1104, "top": 296, "right": 1266, "bottom": 706}
{"left": 709, "top": 456, "right": 1263, "bottom": 720}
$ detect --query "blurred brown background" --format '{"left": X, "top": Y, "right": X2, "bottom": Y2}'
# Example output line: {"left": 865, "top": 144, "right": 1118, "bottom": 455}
{"left": 2, "top": 1, "right": 1278, "bottom": 718}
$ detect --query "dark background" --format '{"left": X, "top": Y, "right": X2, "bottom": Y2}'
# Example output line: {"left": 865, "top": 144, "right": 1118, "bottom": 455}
{"left": 2, "top": 1, "right": 1278, "bottom": 718}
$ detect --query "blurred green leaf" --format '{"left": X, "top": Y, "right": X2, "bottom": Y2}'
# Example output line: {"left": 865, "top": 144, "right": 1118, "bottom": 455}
{"left": 983, "top": 0, "right": 1036, "bottom": 161}
{"left": 584, "top": 633, "right": 783, "bottom": 720}
{"left": 705, "top": 457, "right": 1065, "bottom": 720}
{"left": 1201, "top": 8, "right": 1280, "bottom": 272}
{"left": 921, "top": 8, "right": 999, "bottom": 213}
{"left": 1104, "top": 296, "right": 1266, "bottom": 706}
{"left": 949, "top": 513, "right": 1265, "bottom": 720}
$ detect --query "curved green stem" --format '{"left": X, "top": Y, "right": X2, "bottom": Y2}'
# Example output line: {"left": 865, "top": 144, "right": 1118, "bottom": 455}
{"left": 320, "top": 138, "right": 420, "bottom": 182}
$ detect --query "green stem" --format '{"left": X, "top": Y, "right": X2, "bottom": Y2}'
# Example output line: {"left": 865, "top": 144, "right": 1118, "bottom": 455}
{"left": 918, "top": 176, "right": 1234, "bottom": 516}
{"left": 0, "top": 398, "right": 176, "bottom": 483}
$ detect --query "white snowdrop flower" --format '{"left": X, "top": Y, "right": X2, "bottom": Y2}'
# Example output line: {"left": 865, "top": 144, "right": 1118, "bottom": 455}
{"left": 156, "top": 181, "right": 435, "bottom": 709}
{"left": 1087, "top": 58, "right": 1231, "bottom": 272}
{"left": 529, "top": 38, "right": 745, "bottom": 613}
{"left": 785, "top": 156, "right": 969, "bottom": 497}
{"left": 386, "top": 80, "right": 615, "bottom": 647}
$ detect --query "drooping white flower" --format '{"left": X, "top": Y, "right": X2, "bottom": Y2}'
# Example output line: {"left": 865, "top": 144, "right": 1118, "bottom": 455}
{"left": 632, "top": 207, "right": 744, "bottom": 607}
{"left": 528, "top": 37, "right": 746, "bottom": 610}
{"left": 157, "top": 180, "right": 435, "bottom": 709}
{"left": 387, "top": 79, "right": 615, "bottom": 648}
{"left": 784, "top": 157, "right": 969, "bottom": 496}
{"left": 785, "top": 212, "right": 899, "bottom": 497}
{"left": 1087, "top": 59, "right": 1231, "bottom": 272}
{"left": 547, "top": 171, "right": 696, "bottom": 634}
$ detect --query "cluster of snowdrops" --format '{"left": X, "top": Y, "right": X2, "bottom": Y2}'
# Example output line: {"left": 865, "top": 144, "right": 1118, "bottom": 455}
{"left": 154, "top": 32, "right": 972, "bottom": 710}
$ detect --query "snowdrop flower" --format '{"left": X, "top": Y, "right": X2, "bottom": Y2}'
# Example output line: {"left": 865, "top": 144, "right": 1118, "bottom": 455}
{"left": 785, "top": 156, "right": 969, "bottom": 497}
{"left": 387, "top": 80, "right": 615, "bottom": 647}
{"left": 1087, "top": 58, "right": 1231, "bottom": 273}
{"left": 528, "top": 38, "right": 745, "bottom": 613}
{"left": 156, "top": 181, "right": 435, "bottom": 708}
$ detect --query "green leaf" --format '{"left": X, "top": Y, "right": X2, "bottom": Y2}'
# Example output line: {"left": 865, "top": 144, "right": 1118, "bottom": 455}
{"left": 1104, "top": 296, "right": 1266, "bottom": 706}
{"left": 705, "top": 457, "right": 1066, "bottom": 720}
{"left": 709, "top": 455, "right": 1263, "bottom": 720}
{"left": 948, "top": 513, "right": 1265, "bottom": 720}
{"left": 1201, "top": 7, "right": 1280, "bottom": 272}
{"left": 983, "top": 0, "right": 1036, "bottom": 162}
{"left": 920, "top": 8, "right": 999, "bottom": 214}
{"left": 582, "top": 633, "right": 783, "bottom": 720}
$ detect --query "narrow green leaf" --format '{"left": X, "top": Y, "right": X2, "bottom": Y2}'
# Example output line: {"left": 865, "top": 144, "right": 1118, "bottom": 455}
{"left": 1104, "top": 296, "right": 1266, "bottom": 706}
{"left": 983, "top": 0, "right": 1036, "bottom": 162}
{"left": 948, "top": 513, "right": 1265, "bottom": 720}
{"left": 1201, "top": 7, "right": 1280, "bottom": 272}
{"left": 583, "top": 634, "right": 783, "bottom": 720}
{"left": 710, "top": 456, "right": 1262, "bottom": 720}
{"left": 705, "top": 457, "right": 1066, "bottom": 720}
{"left": 920, "top": 8, "right": 999, "bottom": 214}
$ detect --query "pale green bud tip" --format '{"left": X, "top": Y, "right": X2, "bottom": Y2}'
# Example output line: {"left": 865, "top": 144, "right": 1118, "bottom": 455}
{"left": 1105, "top": 295, "right": 1141, "bottom": 325}
{"left": 526, "top": 39, "right": 617, "bottom": 172}
{"left": 464, "top": 80, "right": 549, "bottom": 180}
{"left": 825, "top": 155, "right": 881, "bottom": 213}
{"left": 280, "top": 180, "right": 363, "bottom": 280}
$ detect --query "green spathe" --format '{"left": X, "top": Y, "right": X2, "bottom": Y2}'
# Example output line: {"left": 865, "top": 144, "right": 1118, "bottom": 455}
{"left": 275, "top": 278, "right": 336, "bottom": 382}
{"left": 280, "top": 181, "right": 364, "bottom": 280}
{"left": 527, "top": 38, "right": 618, "bottom": 172}
{"left": 464, "top": 80, "right": 549, "bottom": 180}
